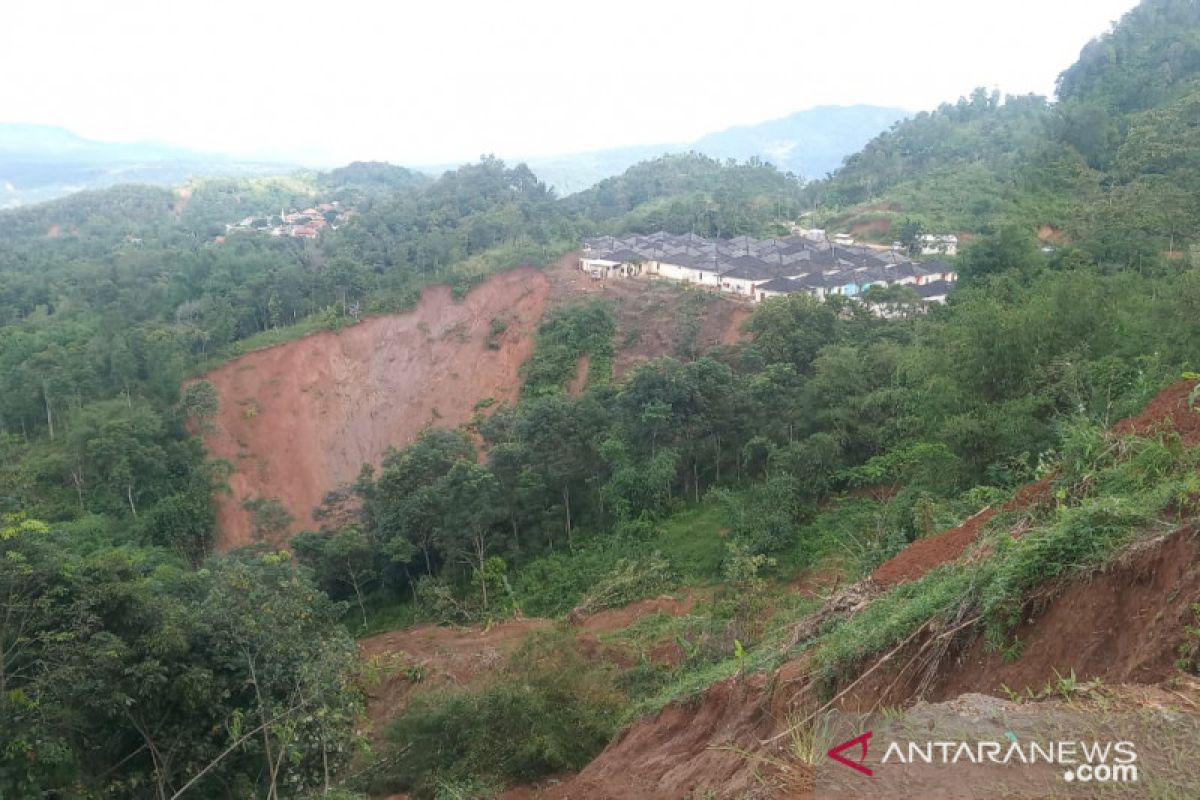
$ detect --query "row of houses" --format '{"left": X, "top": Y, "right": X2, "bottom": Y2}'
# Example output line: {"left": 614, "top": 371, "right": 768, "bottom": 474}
{"left": 792, "top": 227, "right": 959, "bottom": 256}
{"left": 580, "top": 232, "right": 958, "bottom": 305}
{"left": 224, "top": 201, "right": 354, "bottom": 240}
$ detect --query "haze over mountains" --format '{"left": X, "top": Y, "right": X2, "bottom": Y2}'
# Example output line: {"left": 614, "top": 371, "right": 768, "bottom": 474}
{"left": 0, "top": 104, "right": 906, "bottom": 208}
{"left": 0, "top": 123, "right": 295, "bottom": 209}
{"left": 508, "top": 105, "right": 908, "bottom": 193}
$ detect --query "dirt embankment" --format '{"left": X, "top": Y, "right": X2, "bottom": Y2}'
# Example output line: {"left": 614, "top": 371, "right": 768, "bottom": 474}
{"left": 870, "top": 380, "right": 1200, "bottom": 587}
{"left": 359, "top": 618, "right": 552, "bottom": 737}
{"left": 544, "top": 252, "right": 751, "bottom": 379}
{"left": 203, "top": 255, "right": 754, "bottom": 548}
{"left": 202, "top": 268, "right": 550, "bottom": 549}
{"left": 842, "top": 524, "right": 1200, "bottom": 710}
{"left": 507, "top": 659, "right": 812, "bottom": 800}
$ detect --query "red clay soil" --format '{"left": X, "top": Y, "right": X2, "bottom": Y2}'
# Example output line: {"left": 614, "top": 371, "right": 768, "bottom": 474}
{"left": 869, "top": 380, "right": 1199, "bottom": 587}
{"left": 849, "top": 218, "right": 892, "bottom": 238}
{"left": 871, "top": 507, "right": 999, "bottom": 588}
{"left": 543, "top": 252, "right": 751, "bottom": 379}
{"left": 566, "top": 354, "right": 590, "bottom": 396}
{"left": 360, "top": 594, "right": 703, "bottom": 741}
{"left": 506, "top": 659, "right": 813, "bottom": 800}
{"left": 358, "top": 618, "right": 551, "bottom": 736}
{"left": 201, "top": 268, "right": 550, "bottom": 549}
{"left": 1112, "top": 379, "right": 1200, "bottom": 446}
{"left": 841, "top": 525, "right": 1200, "bottom": 710}
{"left": 575, "top": 594, "right": 699, "bottom": 632}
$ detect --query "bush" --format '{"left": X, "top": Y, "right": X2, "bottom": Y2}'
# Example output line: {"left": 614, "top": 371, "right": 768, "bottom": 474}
{"left": 378, "top": 630, "right": 622, "bottom": 797}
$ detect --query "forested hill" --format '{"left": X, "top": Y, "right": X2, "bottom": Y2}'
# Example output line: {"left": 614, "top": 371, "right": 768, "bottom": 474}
{"left": 809, "top": 0, "right": 1200, "bottom": 270}
{"left": 521, "top": 104, "right": 907, "bottom": 193}
{"left": 8, "top": 2, "right": 1200, "bottom": 794}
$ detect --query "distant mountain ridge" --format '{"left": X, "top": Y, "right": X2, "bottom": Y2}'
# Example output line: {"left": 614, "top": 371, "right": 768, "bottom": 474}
{"left": 2, "top": 105, "right": 906, "bottom": 208}
{"left": 519, "top": 105, "right": 908, "bottom": 194}
{"left": 0, "top": 122, "right": 295, "bottom": 208}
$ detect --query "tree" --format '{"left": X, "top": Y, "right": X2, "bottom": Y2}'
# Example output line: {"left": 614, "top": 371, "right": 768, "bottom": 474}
{"left": 361, "top": 428, "right": 475, "bottom": 577}
{"left": 293, "top": 526, "right": 378, "bottom": 628}
{"left": 180, "top": 380, "right": 219, "bottom": 433}
{"left": 435, "top": 460, "right": 502, "bottom": 611}
{"left": 958, "top": 226, "right": 1040, "bottom": 284}
{"left": 241, "top": 496, "right": 294, "bottom": 542}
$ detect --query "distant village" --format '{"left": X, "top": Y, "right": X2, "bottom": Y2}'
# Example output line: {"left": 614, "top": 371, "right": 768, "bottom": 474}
{"left": 579, "top": 229, "right": 958, "bottom": 307}
{"left": 217, "top": 201, "right": 354, "bottom": 242}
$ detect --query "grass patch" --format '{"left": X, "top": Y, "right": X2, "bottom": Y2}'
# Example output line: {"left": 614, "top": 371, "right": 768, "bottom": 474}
{"left": 653, "top": 502, "right": 727, "bottom": 582}
{"left": 810, "top": 565, "right": 979, "bottom": 692}
{"left": 512, "top": 500, "right": 727, "bottom": 617}
{"left": 347, "top": 593, "right": 422, "bottom": 639}
{"left": 368, "top": 629, "right": 622, "bottom": 798}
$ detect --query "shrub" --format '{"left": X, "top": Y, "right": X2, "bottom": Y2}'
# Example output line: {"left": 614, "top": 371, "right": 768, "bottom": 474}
{"left": 378, "top": 630, "right": 622, "bottom": 796}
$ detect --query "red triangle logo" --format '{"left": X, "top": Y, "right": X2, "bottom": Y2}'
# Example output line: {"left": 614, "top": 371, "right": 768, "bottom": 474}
{"left": 827, "top": 731, "right": 874, "bottom": 776}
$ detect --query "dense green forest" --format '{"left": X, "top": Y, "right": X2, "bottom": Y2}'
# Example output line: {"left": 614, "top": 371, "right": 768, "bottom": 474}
{"left": 810, "top": 0, "right": 1200, "bottom": 270}
{"left": 5, "top": 0, "right": 1200, "bottom": 795}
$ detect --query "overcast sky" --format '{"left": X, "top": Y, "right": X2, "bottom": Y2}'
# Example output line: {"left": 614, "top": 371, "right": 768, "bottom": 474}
{"left": 3, "top": 0, "right": 1140, "bottom": 166}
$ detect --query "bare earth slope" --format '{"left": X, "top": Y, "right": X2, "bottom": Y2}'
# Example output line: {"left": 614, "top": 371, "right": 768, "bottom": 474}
{"left": 202, "top": 256, "right": 750, "bottom": 550}
{"left": 203, "top": 268, "right": 550, "bottom": 549}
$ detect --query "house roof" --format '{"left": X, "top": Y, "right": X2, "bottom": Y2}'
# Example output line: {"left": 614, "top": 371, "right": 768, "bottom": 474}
{"left": 915, "top": 279, "right": 955, "bottom": 298}
{"left": 756, "top": 277, "right": 806, "bottom": 294}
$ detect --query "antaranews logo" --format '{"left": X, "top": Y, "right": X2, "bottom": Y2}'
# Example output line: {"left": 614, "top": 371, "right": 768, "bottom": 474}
{"left": 826, "top": 732, "right": 1138, "bottom": 785}
{"left": 826, "top": 731, "right": 873, "bottom": 777}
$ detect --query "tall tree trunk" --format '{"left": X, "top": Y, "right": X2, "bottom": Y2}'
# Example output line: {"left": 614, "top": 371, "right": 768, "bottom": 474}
{"left": 562, "top": 485, "right": 573, "bottom": 548}
{"left": 349, "top": 569, "right": 367, "bottom": 629}
{"left": 42, "top": 380, "right": 53, "bottom": 441}
{"left": 127, "top": 484, "right": 138, "bottom": 517}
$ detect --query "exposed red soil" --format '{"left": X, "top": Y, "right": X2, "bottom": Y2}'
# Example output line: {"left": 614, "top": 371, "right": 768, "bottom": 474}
{"left": 871, "top": 506, "right": 998, "bottom": 587}
{"left": 576, "top": 594, "right": 699, "bottom": 632}
{"left": 361, "top": 594, "right": 703, "bottom": 741}
{"left": 501, "top": 383, "right": 1200, "bottom": 798}
{"left": 870, "top": 381, "right": 1197, "bottom": 586}
{"left": 1112, "top": 379, "right": 1200, "bottom": 446}
{"left": 566, "top": 354, "right": 590, "bottom": 396}
{"left": 938, "top": 526, "right": 1200, "bottom": 696}
{"left": 202, "top": 268, "right": 549, "bottom": 549}
{"left": 849, "top": 218, "right": 892, "bottom": 238}
{"left": 1036, "top": 224, "right": 1069, "bottom": 245}
{"left": 544, "top": 253, "right": 751, "bottom": 379}
{"left": 202, "top": 252, "right": 753, "bottom": 549}
{"left": 358, "top": 618, "right": 551, "bottom": 736}
{"left": 507, "top": 659, "right": 813, "bottom": 800}
{"left": 841, "top": 525, "right": 1200, "bottom": 710}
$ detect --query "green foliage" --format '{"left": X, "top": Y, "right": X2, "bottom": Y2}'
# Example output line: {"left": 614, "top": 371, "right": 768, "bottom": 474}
{"left": 522, "top": 300, "right": 616, "bottom": 396}
{"left": 565, "top": 152, "right": 805, "bottom": 236}
{"left": 241, "top": 494, "right": 294, "bottom": 541}
{"left": 376, "top": 630, "right": 622, "bottom": 797}
{"left": 811, "top": 565, "right": 978, "bottom": 689}
{"left": 1177, "top": 603, "right": 1200, "bottom": 673}
{"left": 0, "top": 523, "right": 361, "bottom": 798}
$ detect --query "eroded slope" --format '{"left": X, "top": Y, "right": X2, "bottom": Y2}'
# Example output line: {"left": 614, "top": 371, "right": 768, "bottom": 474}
{"left": 203, "top": 268, "right": 550, "bottom": 549}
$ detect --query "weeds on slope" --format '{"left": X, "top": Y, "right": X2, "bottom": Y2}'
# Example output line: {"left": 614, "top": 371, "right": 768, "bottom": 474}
{"left": 807, "top": 422, "right": 1200, "bottom": 696}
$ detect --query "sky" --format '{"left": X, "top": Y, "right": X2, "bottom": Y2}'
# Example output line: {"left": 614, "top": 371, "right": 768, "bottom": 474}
{"left": 3, "top": 0, "right": 1141, "bottom": 167}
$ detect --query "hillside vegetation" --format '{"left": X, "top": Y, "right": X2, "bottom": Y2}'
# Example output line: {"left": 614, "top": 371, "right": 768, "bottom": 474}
{"left": 6, "top": 1, "right": 1200, "bottom": 796}
{"left": 810, "top": 0, "right": 1200, "bottom": 271}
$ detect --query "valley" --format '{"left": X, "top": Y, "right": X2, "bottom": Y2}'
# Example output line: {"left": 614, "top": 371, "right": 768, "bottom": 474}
{"left": 7, "top": 1, "right": 1200, "bottom": 798}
